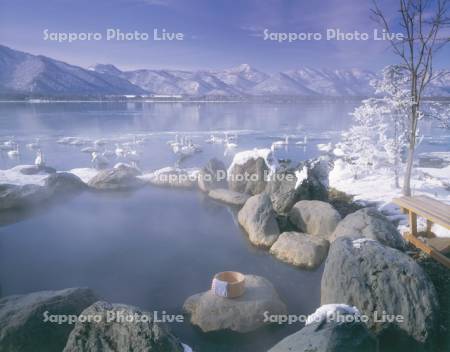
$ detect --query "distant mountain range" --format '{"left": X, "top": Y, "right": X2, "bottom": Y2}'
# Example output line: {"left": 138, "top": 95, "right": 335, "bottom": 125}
{"left": 1, "top": 44, "right": 449, "bottom": 98}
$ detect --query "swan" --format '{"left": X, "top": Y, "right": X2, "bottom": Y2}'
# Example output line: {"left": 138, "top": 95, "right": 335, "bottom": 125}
{"left": 317, "top": 142, "right": 333, "bottom": 152}
{"left": 7, "top": 144, "right": 20, "bottom": 159}
{"left": 295, "top": 135, "right": 309, "bottom": 146}
{"left": 115, "top": 144, "right": 126, "bottom": 158}
{"left": 205, "top": 135, "right": 224, "bottom": 144}
{"left": 272, "top": 136, "right": 290, "bottom": 148}
{"left": 34, "top": 149, "right": 45, "bottom": 168}
{"left": 91, "top": 151, "right": 109, "bottom": 169}
{"left": 26, "top": 138, "right": 41, "bottom": 150}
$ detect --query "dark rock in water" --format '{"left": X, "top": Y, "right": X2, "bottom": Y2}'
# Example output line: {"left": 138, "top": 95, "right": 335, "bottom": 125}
{"left": 321, "top": 237, "right": 439, "bottom": 348}
{"left": 330, "top": 208, "right": 406, "bottom": 250}
{"left": 228, "top": 157, "right": 269, "bottom": 195}
{"left": 208, "top": 188, "right": 249, "bottom": 206}
{"left": 266, "top": 171, "right": 301, "bottom": 214}
{"left": 0, "top": 288, "right": 98, "bottom": 352}
{"left": 289, "top": 200, "right": 341, "bottom": 238}
{"left": 296, "top": 174, "right": 329, "bottom": 202}
{"left": 0, "top": 184, "right": 50, "bottom": 210}
{"left": 45, "top": 172, "right": 87, "bottom": 195}
{"left": 63, "top": 301, "right": 183, "bottom": 352}
{"left": 268, "top": 317, "right": 377, "bottom": 352}
{"left": 18, "top": 165, "right": 57, "bottom": 175}
{"left": 88, "top": 166, "right": 144, "bottom": 190}
{"left": 183, "top": 275, "right": 287, "bottom": 333}
{"left": 238, "top": 193, "right": 280, "bottom": 247}
{"left": 198, "top": 158, "right": 227, "bottom": 192}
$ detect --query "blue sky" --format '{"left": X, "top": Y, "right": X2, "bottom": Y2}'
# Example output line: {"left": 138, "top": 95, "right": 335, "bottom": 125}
{"left": 0, "top": 0, "right": 448, "bottom": 72}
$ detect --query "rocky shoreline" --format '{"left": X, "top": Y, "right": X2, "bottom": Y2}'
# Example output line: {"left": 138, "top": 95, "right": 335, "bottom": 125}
{"left": 0, "top": 149, "right": 446, "bottom": 351}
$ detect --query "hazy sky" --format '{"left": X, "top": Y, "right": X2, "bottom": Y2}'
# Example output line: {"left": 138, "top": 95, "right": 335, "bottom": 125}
{"left": 0, "top": 0, "right": 449, "bottom": 72}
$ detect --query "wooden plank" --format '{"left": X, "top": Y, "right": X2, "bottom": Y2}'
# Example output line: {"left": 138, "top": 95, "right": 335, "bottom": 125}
{"left": 394, "top": 197, "right": 449, "bottom": 220}
{"left": 405, "top": 233, "right": 450, "bottom": 269}
{"left": 393, "top": 197, "right": 450, "bottom": 230}
{"left": 427, "top": 238, "right": 450, "bottom": 254}
{"left": 409, "top": 211, "right": 418, "bottom": 236}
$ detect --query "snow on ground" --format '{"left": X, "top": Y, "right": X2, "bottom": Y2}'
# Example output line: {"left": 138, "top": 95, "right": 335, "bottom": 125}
{"left": 0, "top": 165, "right": 49, "bottom": 186}
{"left": 305, "top": 304, "right": 360, "bottom": 326}
{"left": 227, "top": 148, "right": 279, "bottom": 176}
{"left": 329, "top": 159, "right": 450, "bottom": 238}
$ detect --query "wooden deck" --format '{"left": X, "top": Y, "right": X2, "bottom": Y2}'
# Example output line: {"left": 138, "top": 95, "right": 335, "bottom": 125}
{"left": 393, "top": 195, "right": 450, "bottom": 268}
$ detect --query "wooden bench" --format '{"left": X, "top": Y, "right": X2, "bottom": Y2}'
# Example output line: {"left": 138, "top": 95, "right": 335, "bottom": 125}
{"left": 393, "top": 195, "right": 450, "bottom": 268}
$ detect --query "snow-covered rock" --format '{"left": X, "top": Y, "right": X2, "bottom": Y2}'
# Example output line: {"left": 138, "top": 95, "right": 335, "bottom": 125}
{"left": 88, "top": 166, "right": 144, "bottom": 190}
{"left": 268, "top": 308, "right": 377, "bottom": 352}
{"left": 228, "top": 148, "right": 277, "bottom": 195}
{"left": 140, "top": 167, "right": 199, "bottom": 188}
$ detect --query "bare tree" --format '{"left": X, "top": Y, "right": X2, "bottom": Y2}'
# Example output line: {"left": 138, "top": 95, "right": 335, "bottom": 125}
{"left": 371, "top": 0, "right": 450, "bottom": 196}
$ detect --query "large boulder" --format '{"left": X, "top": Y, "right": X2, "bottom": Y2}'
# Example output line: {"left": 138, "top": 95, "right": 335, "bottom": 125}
{"left": 237, "top": 193, "right": 280, "bottom": 247}
{"left": 198, "top": 158, "right": 227, "bottom": 192}
{"left": 321, "top": 237, "right": 439, "bottom": 347}
{"left": 63, "top": 301, "right": 183, "bottom": 352}
{"left": 268, "top": 306, "right": 377, "bottom": 352}
{"left": 295, "top": 159, "right": 329, "bottom": 202}
{"left": 88, "top": 165, "right": 144, "bottom": 190}
{"left": 270, "top": 231, "right": 329, "bottom": 269}
{"left": 183, "top": 275, "right": 287, "bottom": 333}
{"left": 208, "top": 188, "right": 250, "bottom": 206}
{"left": 45, "top": 172, "right": 87, "bottom": 195}
{"left": 0, "top": 288, "right": 98, "bottom": 352}
{"left": 0, "top": 184, "right": 50, "bottom": 210}
{"left": 330, "top": 208, "right": 406, "bottom": 250}
{"left": 289, "top": 200, "right": 341, "bottom": 238}
{"left": 142, "top": 167, "right": 199, "bottom": 189}
{"left": 266, "top": 171, "right": 301, "bottom": 214}
{"left": 228, "top": 151, "right": 272, "bottom": 195}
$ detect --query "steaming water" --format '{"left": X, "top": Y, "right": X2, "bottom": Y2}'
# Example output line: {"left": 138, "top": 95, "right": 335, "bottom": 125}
{"left": 0, "top": 101, "right": 448, "bottom": 351}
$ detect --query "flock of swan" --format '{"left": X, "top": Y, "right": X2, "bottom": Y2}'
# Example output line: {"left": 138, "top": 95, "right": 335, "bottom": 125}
{"left": 0, "top": 132, "right": 331, "bottom": 170}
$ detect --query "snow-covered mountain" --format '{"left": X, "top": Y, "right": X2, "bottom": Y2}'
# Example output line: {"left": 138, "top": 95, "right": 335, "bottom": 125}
{"left": 1, "top": 45, "right": 449, "bottom": 97}
{"left": 0, "top": 45, "right": 146, "bottom": 96}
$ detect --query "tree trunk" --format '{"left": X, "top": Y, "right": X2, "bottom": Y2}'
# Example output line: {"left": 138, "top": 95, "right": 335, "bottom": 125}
{"left": 403, "top": 73, "right": 418, "bottom": 196}
{"left": 403, "top": 144, "right": 414, "bottom": 196}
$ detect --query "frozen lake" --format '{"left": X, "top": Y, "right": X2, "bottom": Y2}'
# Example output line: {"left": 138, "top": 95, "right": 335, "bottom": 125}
{"left": 0, "top": 101, "right": 448, "bottom": 351}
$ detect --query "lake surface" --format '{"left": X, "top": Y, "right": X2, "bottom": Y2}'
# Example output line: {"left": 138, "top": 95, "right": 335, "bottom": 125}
{"left": 0, "top": 101, "right": 448, "bottom": 351}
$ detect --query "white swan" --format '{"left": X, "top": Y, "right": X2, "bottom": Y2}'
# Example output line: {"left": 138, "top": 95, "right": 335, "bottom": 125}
{"left": 26, "top": 138, "right": 41, "bottom": 150}
{"left": 272, "top": 136, "right": 290, "bottom": 148}
{"left": 115, "top": 144, "right": 126, "bottom": 158}
{"left": 317, "top": 142, "right": 333, "bottom": 152}
{"left": 91, "top": 151, "right": 109, "bottom": 169}
{"left": 34, "top": 149, "right": 45, "bottom": 168}
{"left": 295, "top": 135, "right": 309, "bottom": 146}
{"left": 7, "top": 144, "right": 20, "bottom": 159}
